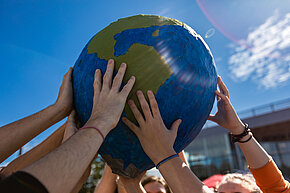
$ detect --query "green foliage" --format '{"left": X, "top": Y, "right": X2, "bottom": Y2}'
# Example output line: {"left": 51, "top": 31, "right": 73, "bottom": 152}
{"left": 79, "top": 156, "right": 105, "bottom": 193}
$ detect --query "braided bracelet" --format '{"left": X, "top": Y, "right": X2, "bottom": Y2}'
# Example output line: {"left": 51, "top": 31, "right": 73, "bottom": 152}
{"left": 238, "top": 132, "right": 253, "bottom": 143}
{"left": 230, "top": 123, "right": 252, "bottom": 143}
{"left": 79, "top": 126, "right": 105, "bottom": 142}
{"left": 156, "top": 154, "right": 179, "bottom": 169}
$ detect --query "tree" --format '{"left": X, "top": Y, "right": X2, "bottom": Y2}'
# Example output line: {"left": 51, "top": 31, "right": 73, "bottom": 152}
{"left": 79, "top": 156, "right": 105, "bottom": 193}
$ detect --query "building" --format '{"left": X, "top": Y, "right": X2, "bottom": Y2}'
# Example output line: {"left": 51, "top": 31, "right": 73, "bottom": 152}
{"left": 185, "top": 98, "right": 290, "bottom": 180}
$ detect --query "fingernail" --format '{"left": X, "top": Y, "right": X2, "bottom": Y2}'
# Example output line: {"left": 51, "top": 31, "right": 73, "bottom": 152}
{"left": 130, "top": 76, "right": 135, "bottom": 80}
{"left": 137, "top": 90, "right": 142, "bottom": 94}
{"left": 109, "top": 59, "right": 114, "bottom": 63}
{"left": 148, "top": 90, "right": 153, "bottom": 94}
{"left": 121, "top": 63, "right": 126, "bottom": 67}
{"left": 128, "top": 100, "right": 134, "bottom": 104}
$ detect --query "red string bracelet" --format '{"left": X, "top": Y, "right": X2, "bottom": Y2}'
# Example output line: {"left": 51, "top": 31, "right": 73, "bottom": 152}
{"left": 79, "top": 126, "right": 105, "bottom": 142}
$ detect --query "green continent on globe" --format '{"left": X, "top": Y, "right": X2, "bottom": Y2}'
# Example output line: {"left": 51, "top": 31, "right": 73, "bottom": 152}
{"left": 88, "top": 15, "right": 177, "bottom": 121}
{"left": 73, "top": 14, "right": 217, "bottom": 177}
{"left": 116, "top": 43, "right": 172, "bottom": 121}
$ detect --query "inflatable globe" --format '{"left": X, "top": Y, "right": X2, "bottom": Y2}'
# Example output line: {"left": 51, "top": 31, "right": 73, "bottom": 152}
{"left": 73, "top": 15, "right": 217, "bottom": 177}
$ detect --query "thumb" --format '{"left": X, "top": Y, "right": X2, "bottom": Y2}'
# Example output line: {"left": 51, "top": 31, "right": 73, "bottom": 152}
{"left": 207, "top": 114, "right": 218, "bottom": 123}
{"left": 170, "top": 119, "right": 182, "bottom": 136}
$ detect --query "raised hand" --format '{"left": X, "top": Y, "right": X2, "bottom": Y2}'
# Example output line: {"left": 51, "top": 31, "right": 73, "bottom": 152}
{"left": 62, "top": 110, "right": 79, "bottom": 142}
{"left": 117, "top": 171, "right": 146, "bottom": 193}
{"left": 208, "top": 76, "right": 244, "bottom": 134}
{"left": 122, "top": 90, "right": 182, "bottom": 164}
{"left": 54, "top": 67, "right": 74, "bottom": 116}
{"left": 84, "top": 59, "right": 135, "bottom": 136}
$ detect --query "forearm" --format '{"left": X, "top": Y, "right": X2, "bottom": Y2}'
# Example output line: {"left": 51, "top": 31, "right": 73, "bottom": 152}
{"left": 230, "top": 124, "right": 270, "bottom": 169}
{"left": 1, "top": 124, "right": 66, "bottom": 178}
{"left": 238, "top": 136, "right": 270, "bottom": 169}
{"left": 71, "top": 165, "right": 91, "bottom": 193}
{"left": 94, "top": 166, "right": 117, "bottom": 193}
{"left": 158, "top": 157, "right": 212, "bottom": 193}
{"left": 22, "top": 128, "right": 103, "bottom": 193}
{"left": 0, "top": 104, "right": 67, "bottom": 162}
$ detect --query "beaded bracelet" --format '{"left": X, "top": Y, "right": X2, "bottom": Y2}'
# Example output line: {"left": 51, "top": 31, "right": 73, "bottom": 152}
{"left": 80, "top": 126, "right": 105, "bottom": 142}
{"left": 156, "top": 154, "right": 179, "bottom": 169}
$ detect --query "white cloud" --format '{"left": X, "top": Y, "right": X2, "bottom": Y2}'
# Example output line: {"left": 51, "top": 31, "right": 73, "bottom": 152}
{"left": 229, "top": 11, "right": 290, "bottom": 88}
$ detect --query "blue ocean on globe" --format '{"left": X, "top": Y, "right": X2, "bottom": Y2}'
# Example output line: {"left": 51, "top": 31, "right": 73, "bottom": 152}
{"left": 73, "top": 15, "right": 217, "bottom": 177}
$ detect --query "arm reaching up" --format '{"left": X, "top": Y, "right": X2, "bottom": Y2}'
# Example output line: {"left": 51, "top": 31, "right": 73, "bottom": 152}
{"left": 122, "top": 90, "right": 212, "bottom": 193}
{"left": 208, "top": 76, "right": 270, "bottom": 169}
{"left": 0, "top": 68, "right": 74, "bottom": 163}
{"left": 208, "top": 76, "right": 290, "bottom": 192}
{"left": 21, "top": 59, "right": 135, "bottom": 193}
{"left": 0, "top": 59, "right": 135, "bottom": 193}
{"left": 94, "top": 164, "right": 118, "bottom": 193}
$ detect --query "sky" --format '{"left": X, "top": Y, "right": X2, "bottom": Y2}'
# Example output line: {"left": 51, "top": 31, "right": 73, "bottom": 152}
{"left": 0, "top": 0, "right": 289, "bottom": 166}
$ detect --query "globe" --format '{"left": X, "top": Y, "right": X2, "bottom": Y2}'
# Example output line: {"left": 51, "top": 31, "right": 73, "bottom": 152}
{"left": 73, "top": 14, "right": 217, "bottom": 178}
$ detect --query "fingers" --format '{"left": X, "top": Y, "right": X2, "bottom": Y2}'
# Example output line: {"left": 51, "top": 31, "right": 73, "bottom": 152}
{"left": 67, "top": 110, "right": 77, "bottom": 128}
{"left": 215, "top": 90, "right": 230, "bottom": 104}
{"left": 147, "top": 90, "right": 161, "bottom": 119}
{"left": 120, "top": 76, "right": 135, "bottom": 97}
{"left": 68, "top": 110, "right": 76, "bottom": 122}
{"left": 128, "top": 99, "right": 145, "bottom": 125}
{"left": 170, "top": 119, "right": 182, "bottom": 136}
{"left": 136, "top": 91, "right": 152, "bottom": 120}
{"left": 102, "top": 59, "right": 115, "bottom": 92}
{"left": 122, "top": 117, "right": 140, "bottom": 136}
{"left": 217, "top": 76, "right": 229, "bottom": 98}
{"left": 112, "top": 63, "right": 127, "bottom": 91}
{"left": 62, "top": 67, "right": 73, "bottom": 84}
{"left": 94, "top": 69, "right": 102, "bottom": 96}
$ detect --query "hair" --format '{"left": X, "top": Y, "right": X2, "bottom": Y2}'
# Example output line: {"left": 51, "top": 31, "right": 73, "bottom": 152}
{"left": 141, "top": 175, "right": 171, "bottom": 193}
{"left": 217, "top": 173, "right": 261, "bottom": 193}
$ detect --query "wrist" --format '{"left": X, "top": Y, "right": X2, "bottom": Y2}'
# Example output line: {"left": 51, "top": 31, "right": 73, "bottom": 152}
{"left": 51, "top": 103, "right": 71, "bottom": 117}
{"left": 151, "top": 148, "right": 176, "bottom": 165}
{"left": 228, "top": 122, "right": 245, "bottom": 135}
{"left": 83, "top": 119, "right": 112, "bottom": 136}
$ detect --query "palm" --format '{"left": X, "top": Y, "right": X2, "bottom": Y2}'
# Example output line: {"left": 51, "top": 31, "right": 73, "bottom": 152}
{"left": 213, "top": 98, "right": 232, "bottom": 128}
{"left": 209, "top": 76, "right": 243, "bottom": 131}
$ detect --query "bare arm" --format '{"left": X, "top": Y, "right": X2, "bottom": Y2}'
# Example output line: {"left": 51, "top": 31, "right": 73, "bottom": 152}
{"left": 0, "top": 68, "right": 74, "bottom": 163}
{"left": 0, "top": 123, "right": 65, "bottom": 178}
{"left": 94, "top": 165, "right": 117, "bottom": 193}
{"left": 122, "top": 90, "right": 212, "bottom": 193}
{"left": 71, "top": 166, "right": 91, "bottom": 193}
{"left": 22, "top": 128, "right": 104, "bottom": 193}
{"left": 208, "top": 76, "right": 270, "bottom": 169}
{"left": 94, "top": 164, "right": 146, "bottom": 193}
{"left": 0, "top": 110, "right": 79, "bottom": 179}
{"left": 21, "top": 59, "right": 135, "bottom": 193}
{"left": 179, "top": 150, "right": 189, "bottom": 167}
{"left": 117, "top": 172, "right": 146, "bottom": 193}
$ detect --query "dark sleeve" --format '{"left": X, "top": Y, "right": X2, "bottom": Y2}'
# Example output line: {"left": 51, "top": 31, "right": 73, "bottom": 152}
{"left": 0, "top": 171, "right": 48, "bottom": 193}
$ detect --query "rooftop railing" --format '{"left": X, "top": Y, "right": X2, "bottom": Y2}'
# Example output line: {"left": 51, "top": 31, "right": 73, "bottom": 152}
{"left": 203, "top": 97, "right": 290, "bottom": 129}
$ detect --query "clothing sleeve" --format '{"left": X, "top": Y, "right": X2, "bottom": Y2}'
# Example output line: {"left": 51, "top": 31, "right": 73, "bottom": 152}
{"left": 249, "top": 158, "right": 290, "bottom": 193}
{"left": 0, "top": 171, "right": 48, "bottom": 193}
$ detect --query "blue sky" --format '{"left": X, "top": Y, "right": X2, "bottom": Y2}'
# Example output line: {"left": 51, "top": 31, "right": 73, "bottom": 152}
{"left": 1, "top": 0, "right": 289, "bottom": 165}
